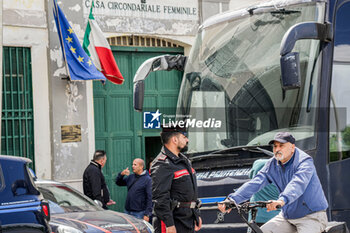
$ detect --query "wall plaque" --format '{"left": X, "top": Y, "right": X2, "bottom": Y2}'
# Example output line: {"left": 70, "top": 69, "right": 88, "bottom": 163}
{"left": 61, "top": 125, "right": 82, "bottom": 143}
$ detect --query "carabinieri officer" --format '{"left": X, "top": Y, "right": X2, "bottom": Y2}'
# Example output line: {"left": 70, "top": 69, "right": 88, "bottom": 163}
{"left": 151, "top": 125, "right": 202, "bottom": 233}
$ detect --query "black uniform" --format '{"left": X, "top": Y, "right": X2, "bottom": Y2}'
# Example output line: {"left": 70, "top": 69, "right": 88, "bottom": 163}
{"left": 83, "top": 160, "right": 110, "bottom": 209}
{"left": 151, "top": 146, "right": 200, "bottom": 233}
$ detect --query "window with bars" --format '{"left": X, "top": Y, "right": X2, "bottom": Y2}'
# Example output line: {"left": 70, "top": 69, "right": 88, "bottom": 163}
{"left": 1, "top": 47, "right": 35, "bottom": 168}
{"left": 107, "top": 35, "right": 185, "bottom": 48}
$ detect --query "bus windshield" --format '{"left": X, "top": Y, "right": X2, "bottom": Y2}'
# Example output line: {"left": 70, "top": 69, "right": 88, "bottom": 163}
{"left": 177, "top": 1, "right": 325, "bottom": 153}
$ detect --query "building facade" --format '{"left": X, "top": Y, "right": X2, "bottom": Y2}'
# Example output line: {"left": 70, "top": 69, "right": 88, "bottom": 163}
{"left": 1, "top": 0, "right": 51, "bottom": 180}
{"left": 49, "top": 0, "right": 199, "bottom": 211}
{"left": 1, "top": 0, "right": 242, "bottom": 211}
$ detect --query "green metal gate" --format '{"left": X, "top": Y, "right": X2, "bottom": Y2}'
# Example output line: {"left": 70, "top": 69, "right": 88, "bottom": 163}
{"left": 93, "top": 46, "right": 184, "bottom": 211}
{"left": 1, "top": 47, "right": 35, "bottom": 168}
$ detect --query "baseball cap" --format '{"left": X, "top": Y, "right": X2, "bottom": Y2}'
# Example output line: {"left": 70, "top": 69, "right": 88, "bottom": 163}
{"left": 268, "top": 132, "right": 295, "bottom": 145}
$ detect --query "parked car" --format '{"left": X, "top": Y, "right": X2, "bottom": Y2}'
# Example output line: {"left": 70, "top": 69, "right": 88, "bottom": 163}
{"left": 35, "top": 180, "right": 154, "bottom": 233}
{"left": 0, "top": 155, "right": 51, "bottom": 232}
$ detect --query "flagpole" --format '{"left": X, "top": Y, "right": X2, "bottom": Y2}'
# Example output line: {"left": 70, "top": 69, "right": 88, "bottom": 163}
{"left": 54, "top": 0, "right": 71, "bottom": 80}
{"left": 91, "top": 0, "right": 95, "bottom": 16}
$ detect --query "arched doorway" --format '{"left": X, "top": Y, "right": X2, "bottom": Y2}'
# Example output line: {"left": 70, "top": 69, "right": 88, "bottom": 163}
{"left": 93, "top": 35, "right": 185, "bottom": 211}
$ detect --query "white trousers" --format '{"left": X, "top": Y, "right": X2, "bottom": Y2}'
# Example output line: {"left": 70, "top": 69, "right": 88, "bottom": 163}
{"left": 261, "top": 211, "right": 328, "bottom": 233}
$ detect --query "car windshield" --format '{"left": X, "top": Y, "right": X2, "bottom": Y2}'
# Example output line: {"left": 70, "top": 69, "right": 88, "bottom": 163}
{"left": 177, "top": 1, "right": 325, "bottom": 153}
{"left": 36, "top": 182, "right": 102, "bottom": 214}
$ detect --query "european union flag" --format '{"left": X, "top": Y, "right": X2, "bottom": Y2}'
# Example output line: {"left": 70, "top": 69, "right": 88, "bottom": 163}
{"left": 53, "top": 0, "right": 106, "bottom": 81}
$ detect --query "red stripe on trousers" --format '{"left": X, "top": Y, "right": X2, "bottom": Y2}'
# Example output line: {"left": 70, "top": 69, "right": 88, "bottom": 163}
{"left": 161, "top": 221, "right": 167, "bottom": 233}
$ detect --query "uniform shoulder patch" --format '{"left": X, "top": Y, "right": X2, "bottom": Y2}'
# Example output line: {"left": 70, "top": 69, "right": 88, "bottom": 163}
{"left": 158, "top": 154, "right": 167, "bottom": 161}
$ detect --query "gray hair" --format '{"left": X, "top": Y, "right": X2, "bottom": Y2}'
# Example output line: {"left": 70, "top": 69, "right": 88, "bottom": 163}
{"left": 93, "top": 150, "right": 106, "bottom": 161}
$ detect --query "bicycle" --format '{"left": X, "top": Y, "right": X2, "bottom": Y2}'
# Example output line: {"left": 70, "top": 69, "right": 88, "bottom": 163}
{"left": 218, "top": 200, "right": 349, "bottom": 233}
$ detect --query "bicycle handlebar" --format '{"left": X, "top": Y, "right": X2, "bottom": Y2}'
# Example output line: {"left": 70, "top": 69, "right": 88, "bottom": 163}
{"left": 204, "top": 200, "right": 283, "bottom": 233}
{"left": 206, "top": 201, "right": 282, "bottom": 233}
{"left": 218, "top": 200, "right": 281, "bottom": 213}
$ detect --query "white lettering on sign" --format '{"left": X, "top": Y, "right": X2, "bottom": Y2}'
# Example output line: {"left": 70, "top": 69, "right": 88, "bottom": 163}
{"left": 196, "top": 168, "right": 251, "bottom": 180}
{"left": 84, "top": 0, "right": 198, "bottom": 21}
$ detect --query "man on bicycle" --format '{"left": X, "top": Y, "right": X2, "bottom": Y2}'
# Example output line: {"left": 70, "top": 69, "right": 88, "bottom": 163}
{"left": 218, "top": 132, "right": 328, "bottom": 233}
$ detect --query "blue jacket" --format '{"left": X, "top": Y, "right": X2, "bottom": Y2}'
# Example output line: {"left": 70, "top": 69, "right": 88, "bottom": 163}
{"left": 228, "top": 148, "right": 328, "bottom": 219}
{"left": 116, "top": 170, "right": 152, "bottom": 216}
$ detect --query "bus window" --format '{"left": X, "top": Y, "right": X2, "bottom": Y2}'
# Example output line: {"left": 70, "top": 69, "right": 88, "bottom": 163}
{"left": 330, "top": 2, "right": 350, "bottom": 162}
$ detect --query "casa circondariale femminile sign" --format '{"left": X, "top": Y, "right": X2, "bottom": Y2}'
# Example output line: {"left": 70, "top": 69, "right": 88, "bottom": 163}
{"left": 83, "top": 0, "right": 198, "bottom": 21}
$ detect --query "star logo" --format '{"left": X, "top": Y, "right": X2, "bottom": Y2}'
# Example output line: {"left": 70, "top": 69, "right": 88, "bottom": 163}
{"left": 70, "top": 46, "right": 76, "bottom": 54}
{"left": 87, "top": 59, "right": 92, "bottom": 66}
{"left": 66, "top": 36, "right": 73, "bottom": 43}
{"left": 150, "top": 109, "right": 161, "bottom": 122}
{"left": 67, "top": 27, "right": 74, "bottom": 34}
{"left": 143, "top": 110, "right": 162, "bottom": 129}
{"left": 78, "top": 56, "right": 84, "bottom": 63}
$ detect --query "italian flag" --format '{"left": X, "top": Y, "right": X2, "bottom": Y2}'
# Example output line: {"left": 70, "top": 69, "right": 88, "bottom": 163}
{"left": 83, "top": 5, "right": 124, "bottom": 84}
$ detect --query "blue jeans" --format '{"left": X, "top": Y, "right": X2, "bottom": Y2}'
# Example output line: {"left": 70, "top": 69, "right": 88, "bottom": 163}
{"left": 124, "top": 209, "right": 145, "bottom": 219}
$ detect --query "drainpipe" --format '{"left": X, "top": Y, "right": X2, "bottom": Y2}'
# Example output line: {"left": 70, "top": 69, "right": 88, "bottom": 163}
{"left": 0, "top": 0, "right": 3, "bottom": 149}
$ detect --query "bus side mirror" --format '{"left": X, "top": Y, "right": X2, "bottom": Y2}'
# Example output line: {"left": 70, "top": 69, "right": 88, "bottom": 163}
{"left": 280, "top": 52, "right": 301, "bottom": 90}
{"left": 133, "top": 55, "right": 187, "bottom": 112}
{"left": 280, "top": 21, "right": 332, "bottom": 90}
{"left": 134, "top": 80, "right": 145, "bottom": 112}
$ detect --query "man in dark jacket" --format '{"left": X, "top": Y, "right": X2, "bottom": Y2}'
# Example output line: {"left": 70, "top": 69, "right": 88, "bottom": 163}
{"left": 116, "top": 158, "right": 152, "bottom": 221}
{"left": 83, "top": 150, "right": 115, "bottom": 209}
{"left": 151, "top": 126, "right": 202, "bottom": 233}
